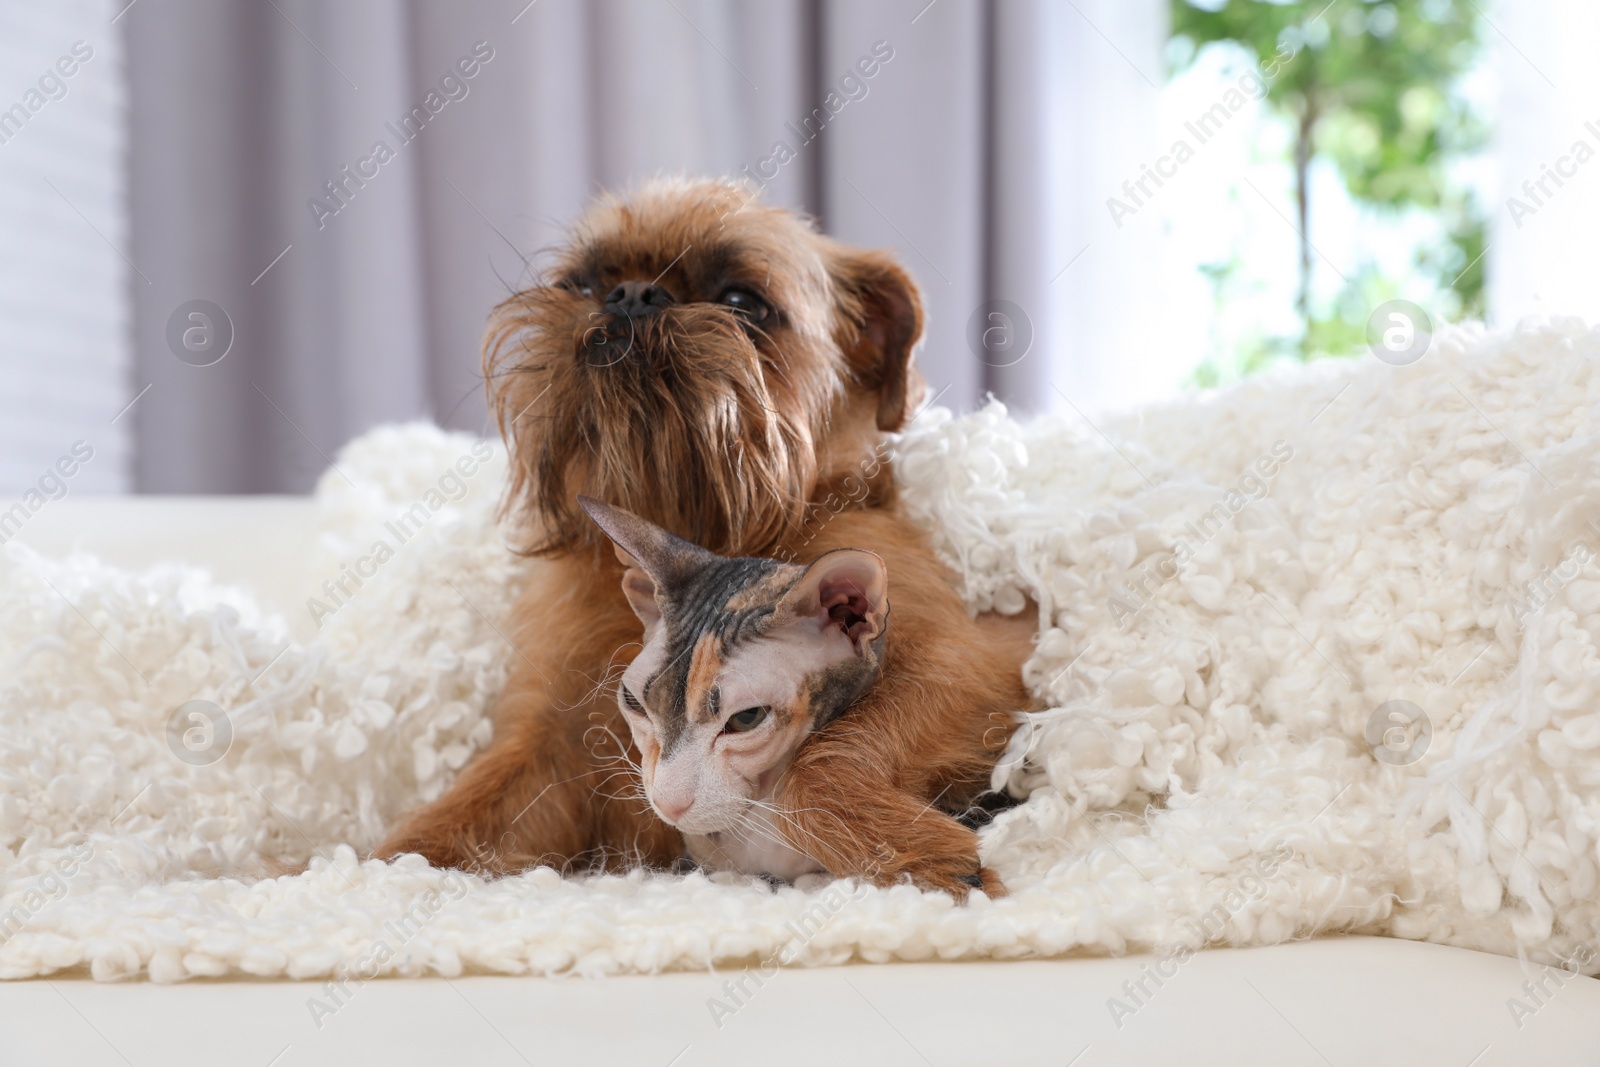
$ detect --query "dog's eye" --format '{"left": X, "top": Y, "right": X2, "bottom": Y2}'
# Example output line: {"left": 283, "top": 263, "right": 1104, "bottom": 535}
{"left": 559, "top": 276, "right": 594, "bottom": 298}
{"left": 717, "top": 288, "right": 770, "bottom": 324}
{"left": 724, "top": 706, "right": 769, "bottom": 733}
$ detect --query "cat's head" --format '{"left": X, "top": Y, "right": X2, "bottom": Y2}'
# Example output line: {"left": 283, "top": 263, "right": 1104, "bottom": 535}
{"left": 580, "top": 496, "right": 889, "bottom": 835}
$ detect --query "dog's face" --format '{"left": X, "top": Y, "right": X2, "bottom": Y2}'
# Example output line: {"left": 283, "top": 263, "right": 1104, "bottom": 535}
{"left": 485, "top": 178, "right": 925, "bottom": 557}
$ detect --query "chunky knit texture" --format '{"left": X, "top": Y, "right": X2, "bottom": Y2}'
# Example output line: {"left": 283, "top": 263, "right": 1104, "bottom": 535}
{"left": 3, "top": 319, "right": 1599, "bottom": 981}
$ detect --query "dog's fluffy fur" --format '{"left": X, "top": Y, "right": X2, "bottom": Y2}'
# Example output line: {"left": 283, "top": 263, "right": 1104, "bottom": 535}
{"left": 376, "top": 178, "right": 1032, "bottom": 896}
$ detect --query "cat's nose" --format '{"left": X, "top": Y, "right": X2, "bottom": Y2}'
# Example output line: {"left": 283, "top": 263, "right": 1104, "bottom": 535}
{"left": 651, "top": 760, "right": 697, "bottom": 824}
{"left": 655, "top": 795, "right": 692, "bottom": 824}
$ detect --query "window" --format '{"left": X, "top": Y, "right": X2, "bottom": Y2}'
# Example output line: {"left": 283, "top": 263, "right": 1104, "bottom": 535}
{"left": 0, "top": 0, "right": 129, "bottom": 494}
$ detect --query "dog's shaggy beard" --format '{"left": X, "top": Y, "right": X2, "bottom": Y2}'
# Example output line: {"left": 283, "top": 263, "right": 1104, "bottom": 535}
{"left": 487, "top": 290, "right": 823, "bottom": 558}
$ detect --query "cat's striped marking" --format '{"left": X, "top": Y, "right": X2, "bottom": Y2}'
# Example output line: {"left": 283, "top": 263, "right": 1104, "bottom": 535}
{"left": 645, "top": 554, "right": 796, "bottom": 752}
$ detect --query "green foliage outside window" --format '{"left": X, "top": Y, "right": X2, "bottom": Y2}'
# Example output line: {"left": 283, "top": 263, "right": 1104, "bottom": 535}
{"left": 1170, "top": 0, "right": 1487, "bottom": 384}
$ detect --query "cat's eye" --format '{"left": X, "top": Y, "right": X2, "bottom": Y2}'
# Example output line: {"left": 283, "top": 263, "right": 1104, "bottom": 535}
{"left": 621, "top": 686, "right": 648, "bottom": 716}
{"left": 724, "top": 706, "right": 769, "bottom": 733}
{"left": 717, "top": 287, "right": 770, "bottom": 324}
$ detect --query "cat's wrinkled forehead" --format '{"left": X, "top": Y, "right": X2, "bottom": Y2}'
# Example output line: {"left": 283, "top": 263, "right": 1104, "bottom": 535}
{"left": 661, "top": 556, "right": 796, "bottom": 645}
{"left": 644, "top": 555, "right": 801, "bottom": 745}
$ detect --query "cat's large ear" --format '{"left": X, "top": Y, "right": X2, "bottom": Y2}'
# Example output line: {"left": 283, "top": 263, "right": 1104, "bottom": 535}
{"left": 775, "top": 548, "right": 889, "bottom": 655}
{"left": 579, "top": 496, "right": 712, "bottom": 631}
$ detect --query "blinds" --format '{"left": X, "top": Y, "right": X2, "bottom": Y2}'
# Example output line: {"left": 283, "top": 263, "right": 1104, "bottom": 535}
{"left": 0, "top": 0, "right": 128, "bottom": 495}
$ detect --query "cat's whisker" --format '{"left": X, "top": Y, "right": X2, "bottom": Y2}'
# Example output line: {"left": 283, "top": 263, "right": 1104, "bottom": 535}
{"left": 717, "top": 815, "right": 805, "bottom": 873}
{"left": 589, "top": 772, "right": 645, "bottom": 803}
{"left": 557, "top": 656, "right": 641, "bottom": 719}
{"left": 746, "top": 798, "right": 869, "bottom": 865}
{"left": 744, "top": 819, "right": 808, "bottom": 859}
{"left": 785, "top": 806, "right": 873, "bottom": 864}
{"left": 581, "top": 720, "right": 645, "bottom": 776}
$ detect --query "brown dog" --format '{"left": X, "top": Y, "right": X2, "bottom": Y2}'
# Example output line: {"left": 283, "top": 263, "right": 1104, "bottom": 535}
{"left": 376, "top": 178, "right": 1033, "bottom": 896}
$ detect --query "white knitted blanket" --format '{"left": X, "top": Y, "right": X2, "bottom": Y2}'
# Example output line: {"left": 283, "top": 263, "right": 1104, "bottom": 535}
{"left": 4, "top": 319, "right": 1599, "bottom": 982}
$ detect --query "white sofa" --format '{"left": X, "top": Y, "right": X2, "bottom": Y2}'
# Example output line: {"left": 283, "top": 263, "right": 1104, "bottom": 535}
{"left": 5, "top": 497, "right": 1597, "bottom": 1066}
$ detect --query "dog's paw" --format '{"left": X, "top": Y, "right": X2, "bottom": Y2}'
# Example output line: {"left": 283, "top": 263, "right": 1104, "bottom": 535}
{"left": 960, "top": 866, "right": 1007, "bottom": 900}
{"left": 918, "top": 866, "right": 1007, "bottom": 902}
{"left": 974, "top": 866, "right": 1007, "bottom": 898}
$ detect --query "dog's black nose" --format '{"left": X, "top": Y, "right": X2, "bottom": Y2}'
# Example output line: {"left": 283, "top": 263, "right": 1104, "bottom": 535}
{"left": 604, "top": 280, "right": 675, "bottom": 318}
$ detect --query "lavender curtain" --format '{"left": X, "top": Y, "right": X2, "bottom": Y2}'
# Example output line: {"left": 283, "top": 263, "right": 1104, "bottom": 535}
{"left": 124, "top": 0, "right": 1161, "bottom": 492}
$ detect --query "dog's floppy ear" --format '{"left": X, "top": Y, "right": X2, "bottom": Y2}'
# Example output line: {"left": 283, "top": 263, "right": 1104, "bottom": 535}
{"left": 578, "top": 496, "right": 714, "bottom": 630}
{"left": 829, "top": 249, "right": 926, "bottom": 432}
